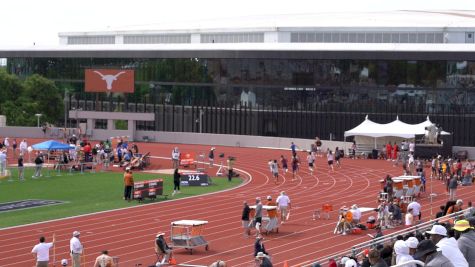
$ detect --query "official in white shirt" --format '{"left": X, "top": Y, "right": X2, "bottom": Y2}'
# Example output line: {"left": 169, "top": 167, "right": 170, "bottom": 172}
{"left": 426, "top": 224, "right": 469, "bottom": 267}
{"left": 31, "top": 235, "right": 55, "bottom": 267}
{"left": 70, "top": 231, "right": 83, "bottom": 267}
{"left": 171, "top": 147, "right": 180, "bottom": 169}
{"left": 407, "top": 199, "right": 421, "bottom": 221}
{"left": 276, "top": 191, "right": 291, "bottom": 223}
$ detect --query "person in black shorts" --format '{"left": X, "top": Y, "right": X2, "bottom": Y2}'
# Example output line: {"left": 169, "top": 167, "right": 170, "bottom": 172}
{"left": 280, "top": 155, "right": 288, "bottom": 175}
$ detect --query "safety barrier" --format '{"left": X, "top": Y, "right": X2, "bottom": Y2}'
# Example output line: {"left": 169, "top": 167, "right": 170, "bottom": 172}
{"left": 302, "top": 208, "right": 470, "bottom": 267}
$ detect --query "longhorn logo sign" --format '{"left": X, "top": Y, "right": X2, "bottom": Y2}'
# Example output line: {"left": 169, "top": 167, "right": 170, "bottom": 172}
{"left": 85, "top": 69, "right": 135, "bottom": 93}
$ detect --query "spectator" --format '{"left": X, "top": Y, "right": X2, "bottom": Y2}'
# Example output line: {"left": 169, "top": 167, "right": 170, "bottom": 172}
{"left": 464, "top": 201, "right": 475, "bottom": 219}
{"left": 368, "top": 249, "right": 388, "bottom": 267}
{"left": 453, "top": 220, "right": 475, "bottom": 267}
{"left": 426, "top": 224, "right": 468, "bottom": 267}
{"left": 447, "top": 199, "right": 464, "bottom": 214}
{"left": 406, "top": 237, "right": 419, "bottom": 257}
{"left": 256, "top": 252, "right": 272, "bottom": 267}
{"left": 93, "top": 250, "right": 115, "bottom": 267}
{"left": 413, "top": 239, "right": 454, "bottom": 267}
{"left": 436, "top": 205, "right": 446, "bottom": 219}
{"left": 254, "top": 234, "right": 267, "bottom": 257}
{"left": 33, "top": 153, "right": 44, "bottom": 178}
{"left": 393, "top": 240, "right": 415, "bottom": 267}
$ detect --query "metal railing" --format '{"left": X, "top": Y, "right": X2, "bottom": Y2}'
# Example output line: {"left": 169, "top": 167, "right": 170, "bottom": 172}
{"left": 303, "top": 208, "right": 470, "bottom": 267}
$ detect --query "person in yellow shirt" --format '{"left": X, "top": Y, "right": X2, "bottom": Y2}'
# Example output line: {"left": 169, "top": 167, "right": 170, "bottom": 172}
{"left": 123, "top": 167, "right": 134, "bottom": 201}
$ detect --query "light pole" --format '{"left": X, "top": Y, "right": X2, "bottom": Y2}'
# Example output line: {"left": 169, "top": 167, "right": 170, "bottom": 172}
{"left": 35, "top": 114, "right": 42, "bottom": 128}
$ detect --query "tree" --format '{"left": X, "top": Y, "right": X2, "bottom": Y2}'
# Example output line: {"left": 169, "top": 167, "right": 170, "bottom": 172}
{"left": 22, "top": 74, "right": 63, "bottom": 124}
{"left": 0, "top": 69, "right": 23, "bottom": 104}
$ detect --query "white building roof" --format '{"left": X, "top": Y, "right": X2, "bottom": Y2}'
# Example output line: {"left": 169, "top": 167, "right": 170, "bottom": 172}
{"left": 59, "top": 10, "right": 475, "bottom": 36}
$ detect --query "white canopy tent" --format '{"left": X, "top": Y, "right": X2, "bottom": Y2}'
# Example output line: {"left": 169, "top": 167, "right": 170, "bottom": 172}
{"left": 344, "top": 116, "right": 450, "bottom": 148}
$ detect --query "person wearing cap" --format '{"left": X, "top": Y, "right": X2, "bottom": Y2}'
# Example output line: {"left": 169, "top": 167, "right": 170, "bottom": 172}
{"left": 93, "top": 250, "right": 115, "bottom": 267}
{"left": 413, "top": 239, "right": 454, "bottom": 267}
{"left": 405, "top": 237, "right": 419, "bottom": 256}
{"left": 31, "top": 235, "right": 55, "bottom": 267}
{"left": 454, "top": 220, "right": 475, "bottom": 267}
{"left": 265, "top": 196, "right": 278, "bottom": 234}
{"left": 123, "top": 167, "right": 134, "bottom": 201}
{"left": 255, "top": 251, "right": 272, "bottom": 267}
{"left": 276, "top": 191, "right": 291, "bottom": 223}
{"left": 254, "top": 234, "right": 268, "bottom": 258}
{"left": 393, "top": 240, "right": 415, "bottom": 267}
{"left": 171, "top": 147, "right": 180, "bottom": 169}
{"left": 208, "top": 147, "right": 215, "bottom": 167}
{"left": 426, "top": 224, "right": 468, "bottom": 267}
{"left": 155, "top": 232, "right": 172, "bottom": 265}
{"left": 70, "top": 231, "right": 83, "bottom": 267}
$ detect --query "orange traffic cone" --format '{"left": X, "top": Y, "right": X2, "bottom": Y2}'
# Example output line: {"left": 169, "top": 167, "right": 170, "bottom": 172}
{"left": 169, "top": 257, "right": 177, "bottom": 265}
{"left": 283, "top": 260, "right": 289, "bottom": 267}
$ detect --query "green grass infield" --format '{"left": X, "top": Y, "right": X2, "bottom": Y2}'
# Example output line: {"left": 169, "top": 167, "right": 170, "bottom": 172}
{"left": 0, "top": 167, "right": 242, "bottom": 228}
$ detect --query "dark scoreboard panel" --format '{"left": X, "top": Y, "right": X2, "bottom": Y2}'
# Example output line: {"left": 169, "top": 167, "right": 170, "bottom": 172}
{"left": 180, "top": 171, "right": 210, "bottom": 186}
{"left": 133, "top": 178, "right": 163, "bottom": 200}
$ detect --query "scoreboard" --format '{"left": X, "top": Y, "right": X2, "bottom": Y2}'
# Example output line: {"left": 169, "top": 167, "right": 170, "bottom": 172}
{"left": 133, "top": 178, "right": 164, "bottom": 200}
{"left": 180, "top": 171, "right": 210, "bottom": 186}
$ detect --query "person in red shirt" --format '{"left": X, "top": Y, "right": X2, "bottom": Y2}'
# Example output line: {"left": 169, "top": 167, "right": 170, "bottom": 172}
{"left": 386, "top": 142, "right": 392, "bottom": 161}
{"left": 392, "top": 143, "right": 399, "bottom": 161}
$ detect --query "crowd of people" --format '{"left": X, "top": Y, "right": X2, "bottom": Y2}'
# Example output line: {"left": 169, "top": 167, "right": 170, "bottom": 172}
{"left": 321, "top": 216, "right": 475, "bottom": 267}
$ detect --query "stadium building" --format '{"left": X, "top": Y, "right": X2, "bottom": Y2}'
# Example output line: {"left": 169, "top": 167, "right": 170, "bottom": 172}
{"left": 1, "top": 10, "right": 475, "bottom": 145}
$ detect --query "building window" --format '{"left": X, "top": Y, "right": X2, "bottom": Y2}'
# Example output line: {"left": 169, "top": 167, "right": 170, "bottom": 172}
{"left": 94, "top": 119, "right": 107, "bottom": 129}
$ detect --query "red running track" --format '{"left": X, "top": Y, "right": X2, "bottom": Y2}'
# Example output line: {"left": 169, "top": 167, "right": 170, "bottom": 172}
{"left": 0, "top": 142, "right": 474, "bottom": 267}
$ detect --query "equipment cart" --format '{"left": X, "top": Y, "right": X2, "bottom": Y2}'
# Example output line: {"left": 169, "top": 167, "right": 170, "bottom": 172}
{"left": 170, "top": 220, "right": 209, "bottom": 254}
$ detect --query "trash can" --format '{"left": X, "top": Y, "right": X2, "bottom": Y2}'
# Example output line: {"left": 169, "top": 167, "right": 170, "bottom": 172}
{"left": 112, "top": 256, "right": 119, "bottom": 267}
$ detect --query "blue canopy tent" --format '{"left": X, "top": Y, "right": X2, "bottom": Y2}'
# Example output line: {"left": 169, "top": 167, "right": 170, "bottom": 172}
{"left": 32, "top": 140, "right": 72, "bottom": 151}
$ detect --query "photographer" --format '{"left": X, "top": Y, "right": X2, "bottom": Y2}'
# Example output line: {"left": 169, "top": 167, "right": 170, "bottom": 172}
{"left": 227, "top": 156, "right": 235, "bottom": 182}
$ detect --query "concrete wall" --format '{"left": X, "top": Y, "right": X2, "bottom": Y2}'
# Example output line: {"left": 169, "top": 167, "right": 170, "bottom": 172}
{"left": 1, "top": 126, "right": 474, "bottom": 158}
